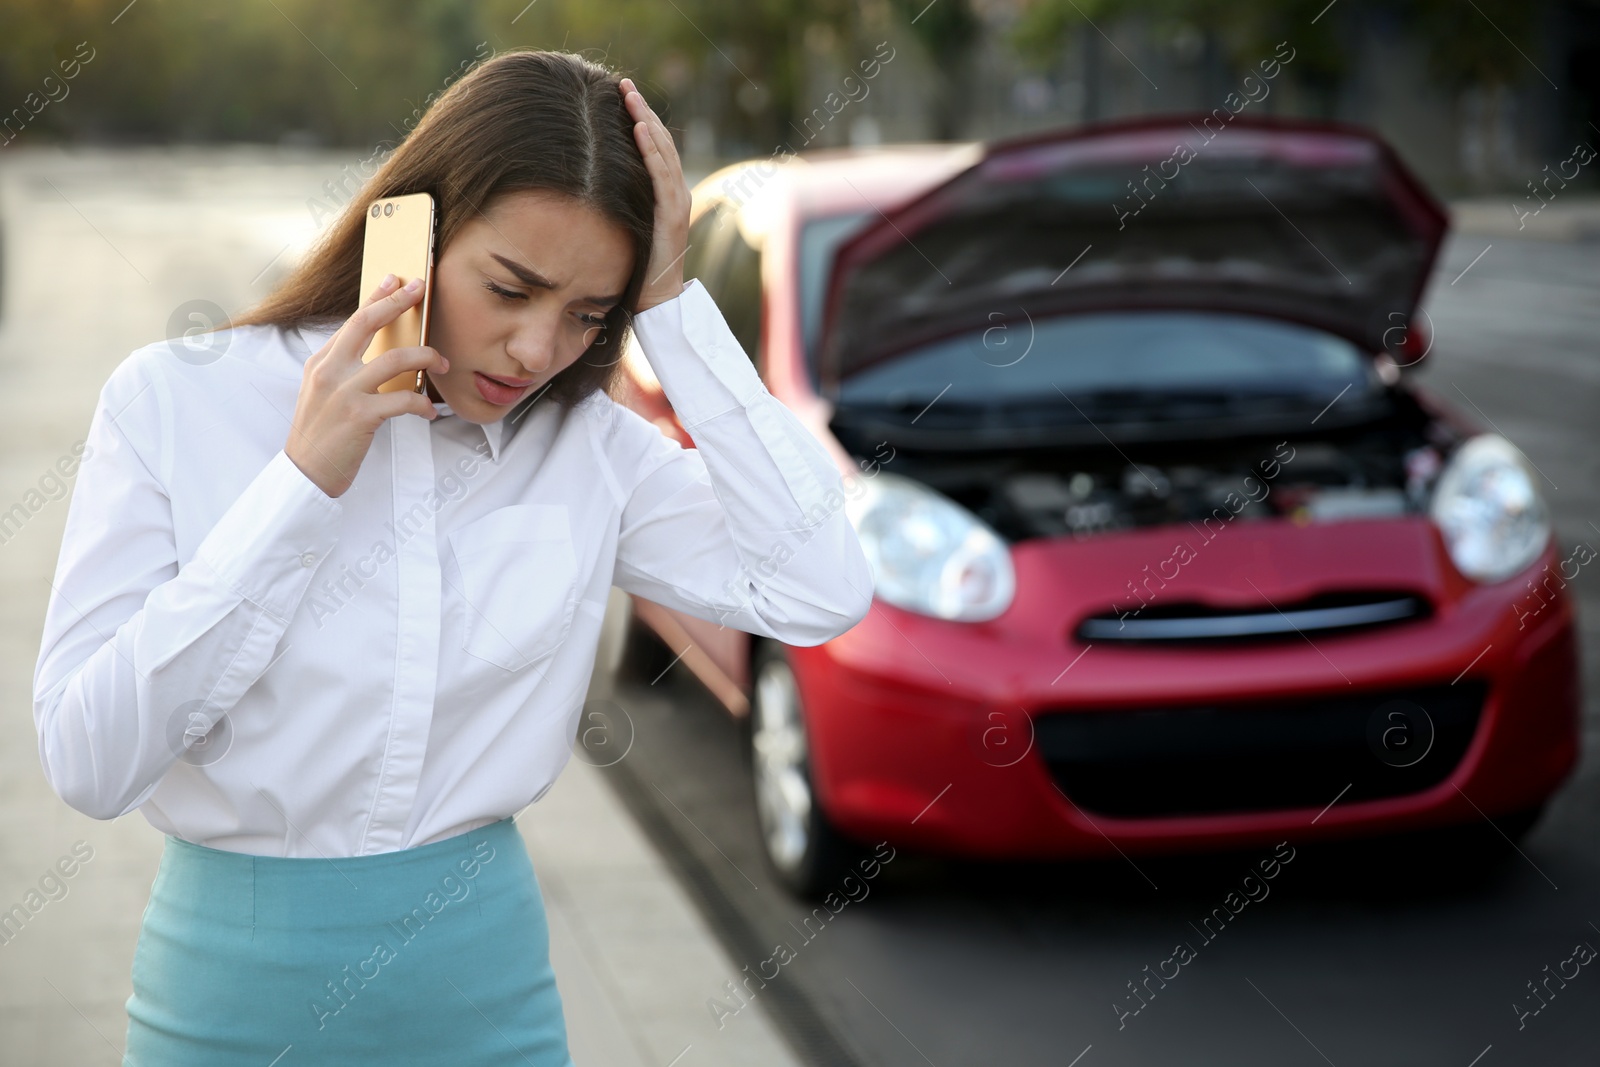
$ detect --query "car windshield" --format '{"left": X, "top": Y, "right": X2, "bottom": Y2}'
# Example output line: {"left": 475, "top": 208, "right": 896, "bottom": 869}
{"left": 833, "top": 311, "right": 1373, "bottom": 411}
{"left": 799, "top": 213, "right": 1375, "bottom": 412}
{"left": 799, "top": 211, "right": 872, "bottom": 363}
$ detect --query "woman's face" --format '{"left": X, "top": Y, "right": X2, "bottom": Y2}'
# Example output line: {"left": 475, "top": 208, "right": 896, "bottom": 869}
{"left": 423, "top": 189, "right": 634, "bottom": 423}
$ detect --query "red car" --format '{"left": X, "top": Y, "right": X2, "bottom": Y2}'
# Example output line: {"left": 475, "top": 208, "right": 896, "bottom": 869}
{"left": 603, "top": 116, "right": 1580, "bottom": 896}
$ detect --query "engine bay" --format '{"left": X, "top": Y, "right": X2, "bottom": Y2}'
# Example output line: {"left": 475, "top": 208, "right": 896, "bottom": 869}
{"left": 835, "top": 391, "right": 1460, "bottom": 545}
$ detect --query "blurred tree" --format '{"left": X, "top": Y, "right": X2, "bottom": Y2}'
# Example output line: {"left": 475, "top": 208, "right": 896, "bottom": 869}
{"left": 1409, "top": 0, "right": 1545, "bottom": 89}
{"left": 1011, "top": 0, "right": 1554, "bottom": 186}
{"left": 1, "top": 0, "right": 502, "bottom": 146}
{"left": 1012, "top": 0, "right": 1344, "bottom": 114}
{"left": 483, "top": 0, "right": 859, "bottom": 157}
{"left": 8, "top": 0, "right": 908, "bottom": 152}
{"left": 0, "top": 0, "right": 1561, "bottom": 182}
{"left": 1409, "top": 0, "right": 1550, "bottom": 185}
{"left": 662, "top": 0, "right": 859, "bottom": 154}
{"left": 887, "top": 0, "right": 981, "bottom": 139}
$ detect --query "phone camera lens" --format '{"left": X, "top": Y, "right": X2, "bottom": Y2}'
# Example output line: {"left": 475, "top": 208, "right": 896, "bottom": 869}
{"left": 383, "top": 203, "right": 394, "bottom": 217}
{"left": 370, "top": 204, "right": 381, "bottom": 217}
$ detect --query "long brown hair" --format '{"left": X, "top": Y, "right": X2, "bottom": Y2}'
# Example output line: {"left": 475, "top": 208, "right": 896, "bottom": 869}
{"left": 232, "top": 48, "right": 654, "bottom": 408}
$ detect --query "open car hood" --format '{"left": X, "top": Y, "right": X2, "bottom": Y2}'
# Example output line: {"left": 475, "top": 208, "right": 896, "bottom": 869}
{"left": 818, "top": 116, "right": 1448, "bottom": 388}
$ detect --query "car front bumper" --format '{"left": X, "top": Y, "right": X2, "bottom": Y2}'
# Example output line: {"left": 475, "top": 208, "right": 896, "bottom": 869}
{"left": 794, "top": 533, "right": 1581, "bottom": 859}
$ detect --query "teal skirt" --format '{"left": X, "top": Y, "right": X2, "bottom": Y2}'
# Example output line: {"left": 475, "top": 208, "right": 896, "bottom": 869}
{"left": 123, "top": 815, "right": 573, "bottom": 1066}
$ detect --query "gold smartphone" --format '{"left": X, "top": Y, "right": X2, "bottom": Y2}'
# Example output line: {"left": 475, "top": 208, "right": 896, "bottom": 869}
{"left": 357, "top": 192, "right": 437, "bottom": 394}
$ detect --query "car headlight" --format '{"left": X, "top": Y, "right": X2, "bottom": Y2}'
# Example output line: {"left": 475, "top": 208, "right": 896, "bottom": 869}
{"left": 845, "top": 471, "right": 1015, "bottom": 621}
{"left": 1428, "top": 434, "right": 1550, "bottom": 583}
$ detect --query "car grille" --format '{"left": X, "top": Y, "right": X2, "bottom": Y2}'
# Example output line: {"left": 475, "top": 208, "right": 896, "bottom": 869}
{"left": 1075, "top": 592, "right": 1428, "bottom": 643}
{"left": 1035, "top": 682, "right": 1485, "bottom": 818}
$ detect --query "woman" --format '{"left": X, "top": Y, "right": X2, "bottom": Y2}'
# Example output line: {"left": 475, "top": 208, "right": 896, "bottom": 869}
{"left": 32, "top": 49, "right": 873, "bottom": 1065}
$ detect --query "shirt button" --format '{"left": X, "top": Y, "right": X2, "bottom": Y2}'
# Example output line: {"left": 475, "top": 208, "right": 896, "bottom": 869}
{"left": 300, "top": 552, "right": 318, "bottom": 567}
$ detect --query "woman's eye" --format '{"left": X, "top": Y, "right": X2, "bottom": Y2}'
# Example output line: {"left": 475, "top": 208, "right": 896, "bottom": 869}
{"left": 482, "top": 279, "right": 525, "bottom": 302}
{"left": 579, "top": 312, "right": 608, "bottom": 327}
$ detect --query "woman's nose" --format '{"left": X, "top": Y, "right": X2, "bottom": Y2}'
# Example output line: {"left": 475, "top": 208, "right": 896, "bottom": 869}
{"left": 505, "top": 312, "right": 562, "bottom": 374}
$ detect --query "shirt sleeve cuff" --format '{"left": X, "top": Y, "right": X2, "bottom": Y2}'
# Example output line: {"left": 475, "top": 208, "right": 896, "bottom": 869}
{"left": 631, "top": 277, "right": 764, "bottom": 428}
{"left": 192, "top": 449, "right": 345, "bottom": 620}
{"left": 630, "top": 278, "right": 843, "bottom": 521}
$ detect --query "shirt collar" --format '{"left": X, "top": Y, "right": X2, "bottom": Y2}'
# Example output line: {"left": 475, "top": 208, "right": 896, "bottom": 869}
{"left": 431, "top": 397, "right": 506, "bottom": 461}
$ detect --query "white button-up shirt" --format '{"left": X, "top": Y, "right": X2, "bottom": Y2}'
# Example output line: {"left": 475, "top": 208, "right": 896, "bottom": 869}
{"left": 33, "top": 278, "right": 873, "bottom": 857}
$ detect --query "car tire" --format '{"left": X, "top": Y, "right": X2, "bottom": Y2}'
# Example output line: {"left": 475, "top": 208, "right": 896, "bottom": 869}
{"left": 746, "top": 640, "right": 862, "bottom": 900}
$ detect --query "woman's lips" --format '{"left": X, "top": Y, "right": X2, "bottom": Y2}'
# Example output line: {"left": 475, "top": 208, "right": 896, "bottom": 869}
{"left": 473, "top": 371, "right": 532, "bottom": 405}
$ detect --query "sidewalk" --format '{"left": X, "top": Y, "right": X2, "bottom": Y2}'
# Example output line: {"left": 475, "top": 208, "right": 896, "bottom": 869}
{"left": 1450, "top": 194, "right": 1600, "bottom": 242}
{"left": 525, "top": 748, "right": 805, "bottom": 1067}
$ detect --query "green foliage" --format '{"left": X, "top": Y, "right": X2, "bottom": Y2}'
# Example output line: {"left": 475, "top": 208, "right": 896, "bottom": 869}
{"left": 0, "top": 0, "right": 858, "bottom": 152}
{"left": 1013, "top": 0, "right": 1342, "bottom": 81}
{"left": 483, "top": 0, "right": 864, "bottom": 150}
{"left": 1408, "top": 0, "right": 1543, "bottom": 88}
{"left": 1011, "top": 0, "right": 1548, "bottom": 95}
{"left": 887, "top": 0, "right": 979, "bottom": 67}
{"left": 2, "top": 0, "right": 496, "bottom": 144}
{"left": 0, "top": 0, "right": 1556, "bottom": 151}
{"left": 885, "top": 0, "right": 982, "bottom": 139}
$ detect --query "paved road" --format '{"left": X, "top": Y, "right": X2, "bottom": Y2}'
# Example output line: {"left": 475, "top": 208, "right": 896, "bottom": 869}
{"left": 598, "top": 223, "right": 1600, "bottom": 1067}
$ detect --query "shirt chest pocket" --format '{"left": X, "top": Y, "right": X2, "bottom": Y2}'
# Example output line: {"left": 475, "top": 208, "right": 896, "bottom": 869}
{"left": 447, "top": 503, "right": 580, "bottom": 673}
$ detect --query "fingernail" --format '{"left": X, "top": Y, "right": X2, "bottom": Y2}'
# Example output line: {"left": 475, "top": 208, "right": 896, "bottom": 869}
{"left": 382, "top": 273, "right": 397, "bottom": 288}
{"left": 404, "top": 278, "right": 422, "bottom": 292}
{"left": 441, "top": 357, "right": 450, "bottom": 370}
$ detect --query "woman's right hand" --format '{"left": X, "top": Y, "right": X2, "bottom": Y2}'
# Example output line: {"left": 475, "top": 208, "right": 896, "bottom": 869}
{"left": 284, "top": 275, "right": 449, "bottom": 498}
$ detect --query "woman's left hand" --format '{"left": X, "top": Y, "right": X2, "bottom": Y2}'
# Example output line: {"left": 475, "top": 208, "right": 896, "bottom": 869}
{"left": 620, "top": 77, "right": 690, "bottom": 315}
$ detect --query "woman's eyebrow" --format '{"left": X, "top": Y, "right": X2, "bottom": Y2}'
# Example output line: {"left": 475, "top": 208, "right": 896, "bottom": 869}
{"left": 488, "top": 252, "right": 622, "bottom": 305}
